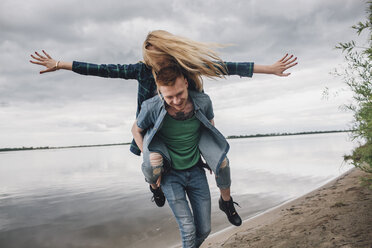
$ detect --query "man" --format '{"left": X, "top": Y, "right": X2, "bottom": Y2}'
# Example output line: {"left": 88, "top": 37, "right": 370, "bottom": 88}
{"left": 132, "top": 65, "right": 241, "bottom": 248}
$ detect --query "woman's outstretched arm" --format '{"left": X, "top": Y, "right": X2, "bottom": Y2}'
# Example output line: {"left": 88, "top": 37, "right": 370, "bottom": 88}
{"left": 30, "top": 50, "right": 72, "bottom": 74}
{"left": 30, "top": 50, "right": 143, "bottom": 80}
{"left": 253, "top": 54, "right": 298, "bottom": 76}
{"left": 223, "top": 54, "right": 297, "bottom": 78}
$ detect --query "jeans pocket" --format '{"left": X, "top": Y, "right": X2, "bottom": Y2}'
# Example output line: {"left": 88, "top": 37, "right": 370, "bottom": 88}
{"left": 196, "top": 165, "right": 206, "bottom": 174}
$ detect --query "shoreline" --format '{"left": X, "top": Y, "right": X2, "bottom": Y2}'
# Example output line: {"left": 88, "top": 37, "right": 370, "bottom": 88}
{"left": 0, "top": 130, "right": 350, "bottom": 152}
{"left": 202, "top": 168, "right": 372, "bottom": 248}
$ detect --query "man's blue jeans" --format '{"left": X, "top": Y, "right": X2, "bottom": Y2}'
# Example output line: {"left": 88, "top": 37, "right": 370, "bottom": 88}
{"left": 161, "top": 165, "right": 211, "bottom": 248}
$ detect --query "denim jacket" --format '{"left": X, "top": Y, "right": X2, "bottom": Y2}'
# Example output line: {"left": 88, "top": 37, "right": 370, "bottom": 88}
{"left": 73, "top": 61, "right": 254, "bottom": 156}
{"left": 137, "top": 91, "right": 229, "bottom": 176}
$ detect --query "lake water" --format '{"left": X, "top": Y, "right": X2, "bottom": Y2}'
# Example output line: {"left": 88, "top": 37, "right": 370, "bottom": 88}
{"left": 0, "top": 133, "right": 354, "bottom": 248}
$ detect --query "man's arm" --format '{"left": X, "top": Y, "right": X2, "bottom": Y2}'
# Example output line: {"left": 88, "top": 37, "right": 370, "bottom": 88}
{"left": 132, "top": 117, "right": 162, "bottom": 186}
{"left": 131, "top": 120, "right": 144, "bottom": 153}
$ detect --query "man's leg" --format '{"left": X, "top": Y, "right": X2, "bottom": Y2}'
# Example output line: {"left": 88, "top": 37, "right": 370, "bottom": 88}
{"left": 162, "top": 168, "right": 200, "bottom": 248}
{"left": 215, "top": 157, "right": 242, "bottom": 226}
{"left": 187, "top": 165, "right": 211, "bottom": 247}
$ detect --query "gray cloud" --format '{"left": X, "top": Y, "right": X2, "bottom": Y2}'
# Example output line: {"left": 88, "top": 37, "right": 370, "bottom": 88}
{"left": 0, "top": 0, "right": 367, "bottom": 147}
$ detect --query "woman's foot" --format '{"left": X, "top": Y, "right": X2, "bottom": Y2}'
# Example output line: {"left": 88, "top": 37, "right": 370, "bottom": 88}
{"left": 149, "top": 185, "right": 166, "bottom": 207}
{"left": 219, "top": 196, "right": 242, "bottom": 226}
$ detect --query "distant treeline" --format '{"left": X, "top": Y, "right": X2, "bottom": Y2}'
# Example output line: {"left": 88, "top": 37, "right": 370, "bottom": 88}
{"left": 1, "top": 130, "right": 351, "bottom": 152}
{"left": 226, "top": 130, "right": 351, "bottom": 139}
{"left": 0, "top": 143, "right": 131, "bottom": 152}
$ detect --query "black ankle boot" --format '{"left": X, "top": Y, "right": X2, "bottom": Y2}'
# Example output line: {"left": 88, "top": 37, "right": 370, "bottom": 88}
{"left": 149, "top": 185, "right": 166, "bottom": 207}
{"left": 219, "top": 196, "right": 242, "bottom": 226}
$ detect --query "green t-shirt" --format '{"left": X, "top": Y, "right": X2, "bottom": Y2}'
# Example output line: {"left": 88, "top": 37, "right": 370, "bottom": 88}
{"left": 157, "top": 113, "right": 201, "bottom": 170}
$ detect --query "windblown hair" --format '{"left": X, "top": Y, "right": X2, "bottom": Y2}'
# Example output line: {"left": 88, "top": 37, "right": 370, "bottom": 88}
{"left": 156, "top": 65, "right": 184, "bottom": 87}
{"left": 142, "top": 30, "right": 227, "bottom": 91}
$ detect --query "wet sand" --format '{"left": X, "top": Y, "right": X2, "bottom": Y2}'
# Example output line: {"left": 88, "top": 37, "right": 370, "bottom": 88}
{"left": 202, "top": 168, "right": 372, "bottom": 248}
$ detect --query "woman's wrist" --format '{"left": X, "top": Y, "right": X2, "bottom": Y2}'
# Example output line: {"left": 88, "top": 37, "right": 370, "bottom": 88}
{"left": 253, "top": 64, "right": 274, "bottom": 74}
{"left": 54, "top": 61, "right": 60, "bottom": 70}
{"left": 56, "top": 61, "right": 73, "bottom": 70}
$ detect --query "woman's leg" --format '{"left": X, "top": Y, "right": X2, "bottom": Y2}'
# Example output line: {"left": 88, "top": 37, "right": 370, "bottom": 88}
{"left": 215, "top": 157, "right": 231, "bottom": 192}
{"left": 141, "top": 152, "right": 164, "bottom": 185}
{"left": 215, "top": 157, "right": 242, "bottom": 226}
{"left": 141, "top": 151, "right": 165, "bottom": 207}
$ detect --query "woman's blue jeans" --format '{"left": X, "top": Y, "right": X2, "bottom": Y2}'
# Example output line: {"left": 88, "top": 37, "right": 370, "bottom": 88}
{"left": 142, "top": 154, "right": 231, "bottom": 190}
{"left": 161, "top": 165, "right": 211, "bottom": 248}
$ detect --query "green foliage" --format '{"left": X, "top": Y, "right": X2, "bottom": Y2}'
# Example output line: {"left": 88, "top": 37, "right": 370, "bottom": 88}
{"left": 338, "top": 1, "right": 372, "bottom": 187}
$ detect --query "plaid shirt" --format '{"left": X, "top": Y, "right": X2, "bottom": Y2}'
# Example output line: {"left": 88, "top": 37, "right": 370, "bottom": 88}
{"left": 72, "top": 61, "right": 254, "bottom": 155}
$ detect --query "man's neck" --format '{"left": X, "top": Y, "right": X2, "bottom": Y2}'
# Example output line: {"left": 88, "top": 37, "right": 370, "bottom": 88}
{"left": 166, "top": 98, "right": 194, "bottom": 121}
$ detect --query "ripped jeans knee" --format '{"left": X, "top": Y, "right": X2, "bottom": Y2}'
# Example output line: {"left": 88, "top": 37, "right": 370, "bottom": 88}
{"left": 142, "top": 152, "right": 164, "bottom": 184}
{"left": 215, "top": 157, "right": 231, "bottom": 189}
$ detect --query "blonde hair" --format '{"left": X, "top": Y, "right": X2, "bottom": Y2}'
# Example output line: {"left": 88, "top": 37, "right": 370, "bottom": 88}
{"left": 142, "top": 30, "right": 227, "bottom": 91}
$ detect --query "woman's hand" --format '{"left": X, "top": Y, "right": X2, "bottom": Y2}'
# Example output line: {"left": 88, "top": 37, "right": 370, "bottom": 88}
{"left": 30, "top": 50, "right": 60, "bottom": 74}
{"left": 270, "top": 54, "right": 298, "bottom": 77}
{"left": 253, "top": 54, "right": 298, "bottom": 76}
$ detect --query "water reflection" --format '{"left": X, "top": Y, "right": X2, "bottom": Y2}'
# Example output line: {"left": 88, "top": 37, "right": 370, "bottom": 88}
{"left": 0, "top": 133, "right": 354, "bottom": 248}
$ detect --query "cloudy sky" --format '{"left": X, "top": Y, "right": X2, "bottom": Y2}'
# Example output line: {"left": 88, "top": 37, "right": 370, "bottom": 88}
{"left": 0, "top": 0, "right": 369, "bottom": 148}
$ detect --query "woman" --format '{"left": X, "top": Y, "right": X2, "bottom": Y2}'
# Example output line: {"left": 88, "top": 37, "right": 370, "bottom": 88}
{"left": 30, "top": 30, "right": 297, "bottom": 155}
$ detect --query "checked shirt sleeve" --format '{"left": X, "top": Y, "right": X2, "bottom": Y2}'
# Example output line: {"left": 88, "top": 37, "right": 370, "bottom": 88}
{"left": 72, "top": 61, "right": 144, "bottom": 79}
{"left": 222, "top": 62, "right": 254, "bottom": 78}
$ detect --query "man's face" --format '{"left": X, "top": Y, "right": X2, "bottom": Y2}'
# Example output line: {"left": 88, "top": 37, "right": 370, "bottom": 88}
{"left": 159, "top": 76, "right": 189, "bottom": 112}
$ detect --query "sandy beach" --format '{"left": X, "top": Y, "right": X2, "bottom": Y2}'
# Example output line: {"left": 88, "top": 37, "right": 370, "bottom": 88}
{"left": 202, "top": 168, "right": 372, "bottom": 248}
